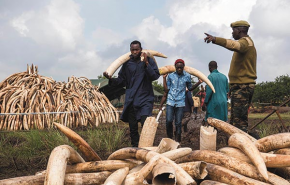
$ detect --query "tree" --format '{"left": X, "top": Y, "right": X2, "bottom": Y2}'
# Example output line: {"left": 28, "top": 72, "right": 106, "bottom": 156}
{"left": 152, "top": 80, "right": 164, "bottom": 94}
{"left": 252, "top": 74, "right": 290, "bottom": 105}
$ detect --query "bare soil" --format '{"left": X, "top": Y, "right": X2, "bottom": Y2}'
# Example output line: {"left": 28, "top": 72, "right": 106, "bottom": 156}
{"left": 152, "top": 111, "right": 229, "bottom": 150}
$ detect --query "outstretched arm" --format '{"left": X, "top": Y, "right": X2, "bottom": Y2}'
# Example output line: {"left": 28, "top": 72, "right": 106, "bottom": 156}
{"left": 204, "top": 33, "right": 251, "bottom": 53}
{"left": 204, "top": 33, "right": 216, "bottom": 43}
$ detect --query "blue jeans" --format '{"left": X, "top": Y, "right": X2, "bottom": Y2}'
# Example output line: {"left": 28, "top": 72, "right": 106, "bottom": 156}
{"left": 166, "top": 105, "right": 184, "bottom": 135}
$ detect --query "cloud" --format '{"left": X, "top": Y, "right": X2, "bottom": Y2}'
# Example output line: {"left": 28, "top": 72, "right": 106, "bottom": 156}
{"left": 92, "top": 28, "right": 124, "bottom": 49}
{"left": 249, "top": 0, "right": 290, "bottom": 82}
{"left": 1, "top": 0, "right": 290, "bottom": 84}
{"left": 10, "top": 0, "right": 84, "bottom": 51}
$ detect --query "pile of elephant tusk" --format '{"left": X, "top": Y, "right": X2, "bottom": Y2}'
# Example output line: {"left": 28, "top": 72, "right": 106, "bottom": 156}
{"left": 2, "top": 119, "right": 290, "bottom": 185}
{"left": 0, "top": 64, "right": 119, "bottom": 130}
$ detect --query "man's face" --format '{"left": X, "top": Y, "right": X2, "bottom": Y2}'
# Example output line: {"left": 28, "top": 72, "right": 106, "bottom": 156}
{"left": 130, "top": 44, "right": 142, "bottom": 59}
{"left": 175, "top": 63, "right": 184, "bottom": 75}
{"left": 232, "top": 27, "right": 240, "bottom": 40}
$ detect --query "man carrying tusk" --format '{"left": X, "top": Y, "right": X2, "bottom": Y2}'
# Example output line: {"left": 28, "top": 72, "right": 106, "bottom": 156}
{"left": 159, "top": 59, "right": 202, "bottom": 142}
{"left": 103, "top": 40, "right": 160, "bottom": 147}
{"left": 204, "top": 20, "right": 258, "bottom": 138}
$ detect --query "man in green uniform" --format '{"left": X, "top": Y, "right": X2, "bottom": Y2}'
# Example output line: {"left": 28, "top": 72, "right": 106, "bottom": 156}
{"left": 204, "top": 61, "right": 229, "bottom": 122}
{"left": 204, "top": 20, "right": 257, "bottom": 133}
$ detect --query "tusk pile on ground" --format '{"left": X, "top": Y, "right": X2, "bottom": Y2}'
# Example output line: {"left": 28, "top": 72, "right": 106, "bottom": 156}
{"left": 0, "top": 64, "right": 119, "bottom": 130}
{"left": 2, "top": 119, "right": 290, "bottom": 185}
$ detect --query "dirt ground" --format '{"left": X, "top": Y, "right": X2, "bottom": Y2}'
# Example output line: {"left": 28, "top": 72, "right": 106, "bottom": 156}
{"left": 152, "top": 111, "right": 229, "bottom": 150}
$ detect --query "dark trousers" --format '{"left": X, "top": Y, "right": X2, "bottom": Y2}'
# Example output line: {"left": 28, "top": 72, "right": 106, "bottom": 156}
{"left": 127, "top": 104, "right": 148, "bottom": 147}
{"left": 166, "top": 104, "right": 184, "bottom": 137}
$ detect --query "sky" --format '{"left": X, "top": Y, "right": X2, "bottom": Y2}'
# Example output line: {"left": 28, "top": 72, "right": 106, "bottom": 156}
{"left": 0, "top": 0, "right": 289, "bottom": 84}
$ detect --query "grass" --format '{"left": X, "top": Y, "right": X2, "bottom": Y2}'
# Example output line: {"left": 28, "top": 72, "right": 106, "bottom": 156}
{"left": 248, "top": 112, "right": 290, "bottom": 138}
{"left": 0, "top": 123, "right": 130, "bottom": 179}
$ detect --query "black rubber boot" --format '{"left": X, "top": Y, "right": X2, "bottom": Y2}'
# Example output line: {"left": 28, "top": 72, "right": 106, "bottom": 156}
{"left": 166, "top": 125, "right": 173, "bottom": 139}
{"left": 176, "top": 126, "right": 182, "bottom": 142}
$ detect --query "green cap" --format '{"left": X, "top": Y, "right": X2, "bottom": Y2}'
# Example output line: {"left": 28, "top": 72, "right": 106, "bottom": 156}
{"left": 230, "top": 20, "right": 250, "bottom": 28}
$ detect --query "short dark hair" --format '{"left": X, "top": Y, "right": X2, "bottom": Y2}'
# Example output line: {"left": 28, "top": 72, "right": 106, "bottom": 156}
{"left": 209, "top": 61, "right": 217, "bottom": 68}
{"left": 130, "top": 40, "right": 142, "bottom": 48}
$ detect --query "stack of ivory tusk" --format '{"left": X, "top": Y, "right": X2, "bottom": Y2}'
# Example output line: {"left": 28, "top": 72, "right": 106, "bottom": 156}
{"left": 2, "top": 120, "right": 290, "bottom": 185}
{"left": 0, "top": 64, "right": 119, "bottom": 130}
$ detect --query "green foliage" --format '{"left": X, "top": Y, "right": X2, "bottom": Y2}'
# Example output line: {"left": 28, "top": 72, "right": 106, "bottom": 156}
{"left": 152, "top": 80, "right": 164, "bottom": 94}
{"left": 252, "top": 74, "right": 290, "bottom": 104}
{"left": 97, "top": 74, "right": 106, "bottom": 79}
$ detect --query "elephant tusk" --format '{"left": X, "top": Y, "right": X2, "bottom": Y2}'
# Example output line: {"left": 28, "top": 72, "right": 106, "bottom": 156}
{"left": 106, "top": 49, "right": 167, "bottom": 76}
{"left": 159, "top": 65, "right": 215, "bottom": 93}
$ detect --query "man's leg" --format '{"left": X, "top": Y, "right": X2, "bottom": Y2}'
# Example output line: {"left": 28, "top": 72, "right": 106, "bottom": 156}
{"left": 230, "top": 84, "right": 255, "bottom": 132}
{"left": 166, "top": 105, "right": 174, "bottom": 139}
{"left": 175, "top": 106, "right": 184, "bottom": 142}
{"left": 127, "top": 104, "right": 139, "bottom": 147}
{"left": 140, "top": 115, "right": 148, "bottom": 127}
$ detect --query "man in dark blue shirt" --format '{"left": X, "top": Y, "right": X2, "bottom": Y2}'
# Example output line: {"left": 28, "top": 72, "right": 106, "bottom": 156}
{"left": 103, "top": 40, "right": 160, "bottom": 147}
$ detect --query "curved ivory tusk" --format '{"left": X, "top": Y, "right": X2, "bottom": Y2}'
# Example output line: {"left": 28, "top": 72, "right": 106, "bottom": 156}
{"left": 200, "top": 180, "right": 229, "bottom": 185}
{"left": 0, "top": 174, "right": 45, "bottom": 185}
{"left": 104, "top": 167, "right": 129, "bottom": 185}
{"left": 152, "top": 163, "right": 176, "bottom": 185}
{"left": 220, "top": 146, "right": 290, "bottom": 168}
{"left": 162, "top": 147, "right": 192, "bottom": 161}
{"left": 174, "top": 150, "right": 290, "bottom": 184}
{"left": 255, "top": 133, "right": 290, "bottom": 153}
{"left": 53, "top": 122, "right": 102, "bottom": 161}
{"left": 0, "top": 172, "right": 112, "bottom": 185}
{"left": 44, "top": 145, "right": 85, "bottom": 185}
{"left": 228, "top": 133, "right": 268, "bottom": 181}
{"left": 218, "top": 147, "right": 252, "bottom": 164}
{"left": 207, "top": 118, "right": 257, "bottom": 142}
{"left": 128, "top": 147, "right": 191, "bottom": 182}
{"left": 64, "top": 172, "right": 112, "bottom": 184}
{"left": 138, "top": 116, "right": 158, "bottom": 148}
{"left": 106, "top": 49, "right": 167, "bottom": 76}
{"left": 206, "top": 163, "right": 270, "bottom": 185}
{"left": 155, "top": 138, "right": 179, "bottom": 153}
{"left": 124, "top": 155, "right": 160, "bottom": 185}
{"left": 66, "top": 160, "right": 139, "bottom": 173}
{"left": 275, "top": 148, "right": 290, "bottom": 179}
{"left": 159, "top": 65, "right": 215, "bottom": 93}
{"left": 178, "top": 161, "right": 208, "bottom": 180}
{"left": 108, "top": 147, "right": 196, "bottom": 185}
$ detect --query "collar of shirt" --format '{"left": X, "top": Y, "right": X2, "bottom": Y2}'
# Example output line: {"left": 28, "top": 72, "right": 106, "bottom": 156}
{"left": 211, "top": 69, "right": 219, "bottom": 73}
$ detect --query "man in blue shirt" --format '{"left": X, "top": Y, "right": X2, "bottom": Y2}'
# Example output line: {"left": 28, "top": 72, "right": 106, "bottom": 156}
{"left": 159, "top": 59, "right": 201, "bottom": 142}
{"left": 204, "top": 61, "right": 229, "bottom": 122}
{"left": 103, "top": 40, "right": 160, "bottom": 147}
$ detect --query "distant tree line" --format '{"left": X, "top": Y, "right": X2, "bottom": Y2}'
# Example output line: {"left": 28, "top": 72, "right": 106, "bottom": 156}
{"left": 252, "top": 75, "right": 290, "bottom": 105}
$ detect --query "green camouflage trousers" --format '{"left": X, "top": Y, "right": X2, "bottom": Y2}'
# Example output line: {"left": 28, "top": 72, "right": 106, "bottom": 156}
{"left": 230, "top": 83, "right": 255, "bottom": 132}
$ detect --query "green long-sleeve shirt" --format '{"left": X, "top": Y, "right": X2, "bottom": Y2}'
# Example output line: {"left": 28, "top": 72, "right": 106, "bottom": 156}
{"left": 215, "top": 36, "right": 257, "bottom": 84}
